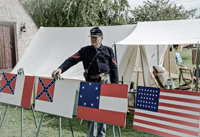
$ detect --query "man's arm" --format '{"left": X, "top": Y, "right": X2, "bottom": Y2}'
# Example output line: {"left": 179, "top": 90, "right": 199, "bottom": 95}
{"left": 52, "top": 51, "right": 82, "bottom": 78}
{"left": 109, "top": 49, "right": 118, "bottom": 83}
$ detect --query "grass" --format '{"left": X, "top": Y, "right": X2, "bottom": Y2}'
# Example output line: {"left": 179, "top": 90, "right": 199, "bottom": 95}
{"left": 0, "top": 48, "right": 195, "bottom": 137}
{"left": 0, "top": 104, "right": 159, "bottom": 137}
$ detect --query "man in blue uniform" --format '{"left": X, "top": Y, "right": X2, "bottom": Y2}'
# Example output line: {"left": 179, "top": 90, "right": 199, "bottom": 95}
{"left": 52, "top": 27, "right": 118, "bottom": 137}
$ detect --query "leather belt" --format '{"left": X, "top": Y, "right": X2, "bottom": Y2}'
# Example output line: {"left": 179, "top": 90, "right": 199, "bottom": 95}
{"left": 89, "top": 72, "right": 109, "bottom": 80}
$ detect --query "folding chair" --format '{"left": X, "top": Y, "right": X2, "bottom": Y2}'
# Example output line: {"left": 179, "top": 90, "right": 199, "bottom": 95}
{"left": 152, "top": 66, "right": 164, "bottom": 88}
{"left": 192, "top": 67, "right": 200, "bottom": 91}
{"left": 171, "top": 68, "right": 192, "bottom": 90}
{"left": 179, "top": 68, "right": 193, "bottom": 85}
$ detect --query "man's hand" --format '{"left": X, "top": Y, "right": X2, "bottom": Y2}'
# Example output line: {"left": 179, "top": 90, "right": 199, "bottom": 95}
{"left": 52, "top": 68, "right": 62, "bottom": 79}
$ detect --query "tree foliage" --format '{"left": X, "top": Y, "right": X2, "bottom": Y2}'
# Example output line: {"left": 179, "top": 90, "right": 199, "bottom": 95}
{"left": 130, "top": 0, "right": 197, "bottom": 24}
{"left": 24, "top": 0, "right": 130, "bottom": 27}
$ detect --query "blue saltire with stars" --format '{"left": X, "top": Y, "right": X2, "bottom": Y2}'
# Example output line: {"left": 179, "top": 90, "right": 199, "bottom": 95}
{"left": 0, "top": 73, "right": 17, "bottom": 94}
{"left": 36, "top": 78, "right": 55, "bottom": 102}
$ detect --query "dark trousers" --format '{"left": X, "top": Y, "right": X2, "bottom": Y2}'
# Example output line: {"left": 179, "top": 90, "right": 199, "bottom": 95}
{"left": 89, "top": 121, "right": 106, "bottom": 137}
{"left": 86, "top": 78, "right": 106, "bottom": 137}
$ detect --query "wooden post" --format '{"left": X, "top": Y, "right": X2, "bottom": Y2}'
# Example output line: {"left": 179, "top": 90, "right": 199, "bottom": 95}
{"left": 196, "top": 41, "right": 199, "bottom": 92}
{"left": 168, "top": 45, "right": 171, "bottom": 78}
{"left": 114, "top": 44, "right": 119, "bottom": 83}
{"left": 157, "top": 45, "right": 159, "bottom": 65}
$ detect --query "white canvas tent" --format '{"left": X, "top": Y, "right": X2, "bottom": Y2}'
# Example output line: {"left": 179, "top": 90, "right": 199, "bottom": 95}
{"left": 11, "top": 24, "right": 179, "bottom": 89}
{"left": 11, "top": 25, "right": 136, "bottom": 82}
{"left": 117, "top": 19, "right": 200, "bottom": 45}
{"left": 117, "top": 44, "right": 178, "bottom": 88}
{"left": 117, "top": 19, "right": 200, "bottom": 87}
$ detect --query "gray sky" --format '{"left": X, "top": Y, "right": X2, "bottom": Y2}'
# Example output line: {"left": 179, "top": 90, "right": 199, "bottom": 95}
{"left": 128, "top": 0, "right": 200, "bottom": 16}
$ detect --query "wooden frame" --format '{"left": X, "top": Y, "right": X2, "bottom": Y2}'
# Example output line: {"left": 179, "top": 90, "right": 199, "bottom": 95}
{"left": 152, "top": 66, "right": 164, "bottom": 88}
{"left": 179, "top": 68, "right": 193, "bottom": 85}
{"left": 192, "top": 67, "right": 200, "bottom": 91}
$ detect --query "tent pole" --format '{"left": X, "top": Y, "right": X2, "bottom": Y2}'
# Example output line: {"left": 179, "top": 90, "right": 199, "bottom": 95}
{"left": 114, "top": 43, "right": 118, "bottom": 65}
{"left": 122, "top": 45, "right": 134, "bottom": 85}
{"left": 136, "top": 71, "right": 139, "bottom": 90}
{"left": 140, "top": 45, "right": 146, "bottom": 86}
{"left": 114, "top": 43, "right": 119, "bottom": 83}
{"left": 157, "top": 45, "right": 159, "bottom": 65}
{"left": 168, "top": 45, "right": 171, "bottom": 78}
{"left": 196, "top": 41, "right": 199, "bottom": 92}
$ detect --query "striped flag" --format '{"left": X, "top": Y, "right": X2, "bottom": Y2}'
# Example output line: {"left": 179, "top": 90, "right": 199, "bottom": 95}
{"left": 35, "top": 77, "right": 77, "bottom": 118}
{"left": 77, "top": 82, "right": 128, "bottom": 127}
{"left": 0, "top": 73, "right": 34, "bottom": 108}
{"left": 133, "top": 86, "right": 200, "bottom": 137}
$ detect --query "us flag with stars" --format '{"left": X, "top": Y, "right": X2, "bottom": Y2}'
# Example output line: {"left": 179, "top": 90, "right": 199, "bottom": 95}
{"left": 133, "top": 86, "right": 200, "bottom": 137}
{"left": 135, "top": 86, "right": 160, "bottom": 112}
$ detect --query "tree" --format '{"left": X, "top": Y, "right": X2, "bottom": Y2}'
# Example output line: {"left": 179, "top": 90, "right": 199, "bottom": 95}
{"left": 24, "top": 0, "right": 130, "bottom": 27}
{"left": 129, "top": 0, "right": 197, "bottom": 24}
{"left": 196, "top": 15, "right": 200, "bottom": 19}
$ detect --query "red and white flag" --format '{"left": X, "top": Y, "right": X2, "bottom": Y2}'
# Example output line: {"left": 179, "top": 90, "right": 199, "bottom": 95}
{"left": 0, "top": 73, "right": 34, "bottom": 108}
{"left": 133, "top": 86, "right": 200, "bottom": 137}
{"left": 77, "top": 82, "right": 128, "bottom": 127}
{"left": 34, "top": 77, "right": 77, "bottom": 118}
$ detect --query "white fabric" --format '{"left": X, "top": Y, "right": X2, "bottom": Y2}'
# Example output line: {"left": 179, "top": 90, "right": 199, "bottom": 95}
{"left": 154, "top": 65, "right": 166, "bottom": 73}
{"left": 117, "top": 19, "right": 200, "bottom": 45}
{"left": 11, "top": 25, "right": 135, "bottom": 80}
{"left": 11, "top": 24, "right": 179, "bottom": 89}
{"left": 99, "top": 96, "right": 127, "bottom": 113}
{"left": 117, "top": 44, "right": 178, "bottom": 88}
{"left": 157, "top": 73, "right": 169, "bottom": 86}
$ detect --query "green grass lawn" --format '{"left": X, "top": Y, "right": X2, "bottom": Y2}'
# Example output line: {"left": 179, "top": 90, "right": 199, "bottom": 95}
{"left": 0, "top": 104, "right": 158, "bottom": 137}
{"left": 0, "top": 48, "right": 196, "bottom": 137}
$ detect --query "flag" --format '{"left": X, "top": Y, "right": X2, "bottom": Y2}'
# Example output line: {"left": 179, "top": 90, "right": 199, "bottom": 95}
{"left": 34, "top": 77, "right": 77, "bottom": 118}
{"left": 77, "top": 82, "right": 128, "bottom": 127}
{"left": 133, "top": 86, "right": 200, "bottom": 137}
{"left": 36, "top": 78, "right": 55, "bottom": 102}
{"left": 0, "top": 73, "right": 34, "bottom": 108}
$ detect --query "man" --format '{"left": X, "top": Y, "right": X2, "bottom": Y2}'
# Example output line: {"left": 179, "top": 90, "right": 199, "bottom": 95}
{"left": 52, "top": 27, "right": 118, "bottom": 137}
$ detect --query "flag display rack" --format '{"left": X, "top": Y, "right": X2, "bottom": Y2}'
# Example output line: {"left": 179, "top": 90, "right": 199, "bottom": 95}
{"left": 0, "top": 68, "right": 38, "bottom": 137}
{"left": 86, "top": 78, "right": 122, "bottom": 137}
{"left": 36, "top": 75, "right": 74, "bottom": 137}
{"left": 87, "top": 120, "right": 122, "bottom": 137}
{"left": 0, "top": 104, "right": 38, "bottom": 132}
{"left": 36, "top": 112, "right": 74, "bottom": 137}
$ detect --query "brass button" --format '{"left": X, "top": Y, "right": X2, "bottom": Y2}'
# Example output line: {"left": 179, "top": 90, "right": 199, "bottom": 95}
{"left": 99, "top": 70, "right": 100, "bottom": 72}
{"left": 97, "top": 60, "right": 98, "bottom": 61}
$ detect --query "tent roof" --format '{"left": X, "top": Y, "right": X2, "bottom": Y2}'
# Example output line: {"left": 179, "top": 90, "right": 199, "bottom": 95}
{"left": 117, "top": 19, "right": 200, "bottom": 45}
{"left": 11, "top": 25, "right": 136, "bottom": 80}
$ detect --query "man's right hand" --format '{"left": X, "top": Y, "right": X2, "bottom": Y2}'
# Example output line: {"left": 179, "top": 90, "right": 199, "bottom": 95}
{"left": 52, "top": 68, "right": 62, "bottom": 79}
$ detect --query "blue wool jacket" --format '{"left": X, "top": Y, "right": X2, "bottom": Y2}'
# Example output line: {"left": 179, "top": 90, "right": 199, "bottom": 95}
{"left": 59, "top": 44, "right": 118, "bottom": 83}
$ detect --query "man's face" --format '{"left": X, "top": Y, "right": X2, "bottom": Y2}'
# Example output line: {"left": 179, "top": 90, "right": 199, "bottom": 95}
{"left": 91, "top": 36, "right": 103, "bottom": 49}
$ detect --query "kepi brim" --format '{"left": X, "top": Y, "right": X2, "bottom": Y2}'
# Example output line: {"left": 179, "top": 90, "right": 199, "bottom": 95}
{"left": 88, "top": 34, "right": 102, "bottom": 37}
